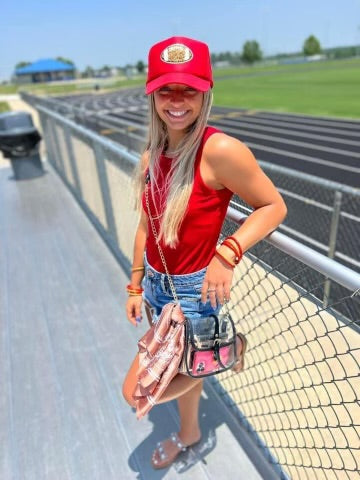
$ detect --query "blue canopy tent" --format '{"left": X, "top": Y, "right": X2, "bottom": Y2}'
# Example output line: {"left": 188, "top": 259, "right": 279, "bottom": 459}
{"left": 15, "top": 59, "right": 76, "bottom": 83}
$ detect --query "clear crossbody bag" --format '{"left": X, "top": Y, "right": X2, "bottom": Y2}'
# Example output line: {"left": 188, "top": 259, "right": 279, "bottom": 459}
{"left": 145, "top": 172, "right": 237, "bottom": 378}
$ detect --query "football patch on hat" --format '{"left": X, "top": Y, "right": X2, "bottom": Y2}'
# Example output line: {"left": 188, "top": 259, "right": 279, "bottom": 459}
{"left": 160, "top": 44, "right": 193, "bottom": 64}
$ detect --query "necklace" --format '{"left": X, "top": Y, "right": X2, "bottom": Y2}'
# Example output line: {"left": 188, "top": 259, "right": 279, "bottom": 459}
{"left": 163, "top": 150, "right": 177, "bottom": 158}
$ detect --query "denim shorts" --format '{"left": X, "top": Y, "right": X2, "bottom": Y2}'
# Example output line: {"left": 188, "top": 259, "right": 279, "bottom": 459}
{"left": 142, "top": 252, "right": 221, "bottom": 324}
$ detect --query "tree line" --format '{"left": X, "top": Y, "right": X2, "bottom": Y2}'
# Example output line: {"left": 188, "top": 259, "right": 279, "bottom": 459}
{"left": 211, "top": 35, "right": 323, "bottom": 64}
{"left": 14, "top": 35, "right": 359, "bottom": 78}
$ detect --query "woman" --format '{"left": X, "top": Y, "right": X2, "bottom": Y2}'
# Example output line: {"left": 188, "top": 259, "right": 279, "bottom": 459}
{"left": 122, "top": 36, "right": 287, "bottom": 469}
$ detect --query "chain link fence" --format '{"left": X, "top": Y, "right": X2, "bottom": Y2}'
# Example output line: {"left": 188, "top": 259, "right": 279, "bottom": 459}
{"left": 235, "top": 165, "right": 360, "bottom": 266}
{"left": 216, "top": 219, "right": 359, "bottom": 480}
{"left": 231, "top": 163, "right": 360, "bottom": 311}
{"left": 37, "top": 104, "right": 360, "bottom": 480}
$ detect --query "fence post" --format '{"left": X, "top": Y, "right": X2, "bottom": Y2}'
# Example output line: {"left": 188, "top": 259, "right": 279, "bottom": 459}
{"left": 323, "top": 190, "right": 342, "bottom": 307}
{"left": 92, "top": 141, "right": 119, "bottom": 248}
{"left": 38, "top": 111, "right": 55, "bottom": 166}
{"left": 63, "top": 124, "right": 82, "bottom": 196}
{"left": 49, "top": 119, "right": 66, "bottom": 174}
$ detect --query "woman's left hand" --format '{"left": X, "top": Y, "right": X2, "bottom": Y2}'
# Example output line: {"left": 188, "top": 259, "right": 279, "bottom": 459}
{"left": 201, "top": 255, "right": 234, "bottom": 309}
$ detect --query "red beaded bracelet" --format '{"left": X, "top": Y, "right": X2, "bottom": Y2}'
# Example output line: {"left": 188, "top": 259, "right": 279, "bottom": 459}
{"left": 126, "top": 283, "right": 144, "bottom": 294}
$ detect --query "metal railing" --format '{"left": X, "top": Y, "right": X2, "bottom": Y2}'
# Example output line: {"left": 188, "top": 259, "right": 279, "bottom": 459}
{"left": 36, "top": 104, "right": 360, "bottom": 480}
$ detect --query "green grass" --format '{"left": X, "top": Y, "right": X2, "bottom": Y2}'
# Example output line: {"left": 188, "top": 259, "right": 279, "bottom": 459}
{"left": 213, "top": 57, "right": 360, "bottom": 78}
{"left": 23, "top": 83, "right": 87, "bottom": 95}
{"left": 0, "top": 84, "right": 18, "bottom": 94}
{"left": 213, "top": 58, "right": 360, "bottom": 118}
{"left": 0, "top": 77, "right": 146, "bottom": 96}
{"left": 98, "top": 77, "right": 145, "bottom": 91}
{"left": 0, "top": 102, "right": 10, "bottom": 113}
{"left": 23, "top": 78, "right": 145, "bottom": 95}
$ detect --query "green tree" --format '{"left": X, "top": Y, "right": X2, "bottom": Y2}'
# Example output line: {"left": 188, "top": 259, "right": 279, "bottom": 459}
{"left": 303, "top": 35, "right": 321, "bottom": 56}
{"left": 83, "top": 66, "right": 94, "bottom": 78}
{"left": 136, "top": 60, "right": 145, "bottom": 73}
{"left": 124, "top": 64, "right": 134, "bottom": 78}
{"left": 56, "top": 56, "right": 75, "bottom": 65}
{"left": 242, "top": 40, "right": 262, "bottom": 64}
{"left": 15, "top": 61, "right": 31, "bottom": 69}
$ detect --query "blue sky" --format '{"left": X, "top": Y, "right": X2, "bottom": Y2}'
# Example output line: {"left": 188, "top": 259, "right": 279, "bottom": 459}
{"left": 1, "top": 0, "right": 359, "bottom": 81}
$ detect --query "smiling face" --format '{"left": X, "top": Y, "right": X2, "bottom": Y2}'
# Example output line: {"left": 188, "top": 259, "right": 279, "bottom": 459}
{"left": 153, "top": 83, "right": 203, "bottom": 136}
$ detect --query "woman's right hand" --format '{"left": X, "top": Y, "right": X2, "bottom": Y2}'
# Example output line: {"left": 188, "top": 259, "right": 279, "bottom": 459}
{"left": 126, "top": 295, "right": 143, "bottom": 326}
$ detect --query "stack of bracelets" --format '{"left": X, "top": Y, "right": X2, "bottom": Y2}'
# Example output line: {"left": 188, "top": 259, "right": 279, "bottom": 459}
{"left": 126, "top": 238, "right": 242, "bottom": 295}
{"left": 126, "top": 266, "right": 145, "bottom": 296}
{"left": 215, "top": 236, "right": 243, "bottom": 268}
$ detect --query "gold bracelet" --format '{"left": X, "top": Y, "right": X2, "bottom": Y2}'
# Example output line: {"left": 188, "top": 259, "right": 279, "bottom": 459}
{"left": 128, "top": 292, "right": 143, "bottom": 296}
{"left": 132, "top": 266, "right": 145, "bottom": 272}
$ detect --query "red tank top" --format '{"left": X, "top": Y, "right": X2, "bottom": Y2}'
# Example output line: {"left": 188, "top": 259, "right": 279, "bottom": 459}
{"left": 142, "top": 126, "right": 233, "bottom": 274}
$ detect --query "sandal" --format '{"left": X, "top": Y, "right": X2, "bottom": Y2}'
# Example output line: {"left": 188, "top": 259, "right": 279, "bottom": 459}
{"left": 232, "top": 332, "right": 248, "bottom": 373}
{"left": 151, "top": 432, "right": 201, "bottom": 470}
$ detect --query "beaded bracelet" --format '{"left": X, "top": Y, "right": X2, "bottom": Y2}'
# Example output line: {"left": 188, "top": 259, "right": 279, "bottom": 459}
{"left": 127, "top": 288, "right": 143, "bottom": 293}
{"left": 126, "top": 283, "right": 144, "bottom": 295}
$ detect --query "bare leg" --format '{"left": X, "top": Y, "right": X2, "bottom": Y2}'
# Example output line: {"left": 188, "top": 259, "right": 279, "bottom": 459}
{"left": 122, "top": 303, "right": 202, "bottom": 407}
{"left": 151, "top": 379, "right": 202, "bottom": 468}
{"left": 177, "top": 379, "right": 203, "bottom": 443}
{"left": 122, "top": 356, "right": 203, "bottom": 407}
{"left": 156, "top": 374, "right": 202, "bottom": 403}
{"left": 122, "top": 303, "right": 203, "bottom": 468}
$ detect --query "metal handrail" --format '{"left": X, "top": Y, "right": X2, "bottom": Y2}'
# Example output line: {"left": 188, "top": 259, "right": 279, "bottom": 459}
{"left": 227, "top": 209, "right": 360, "bottom": 293}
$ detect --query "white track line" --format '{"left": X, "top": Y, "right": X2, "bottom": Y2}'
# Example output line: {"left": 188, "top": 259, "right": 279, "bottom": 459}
{"left": 214, "top": 118, "right": 360, "bottom": 147}
{"left": 253, "top": 147, "right": 360, "bottom": 173}
{"left": 218, "top": 124, "right": 360, "bottom": 158}
{"left": 231, "top": 111, "right": 360, "bottom": 130}
{"left": 213, "top": 114, "right": 360, "bottom": 136}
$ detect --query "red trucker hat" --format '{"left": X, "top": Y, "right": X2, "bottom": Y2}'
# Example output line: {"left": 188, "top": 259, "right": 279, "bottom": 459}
{"left": 145, "top": 36, "right": 213, "bottom": 95}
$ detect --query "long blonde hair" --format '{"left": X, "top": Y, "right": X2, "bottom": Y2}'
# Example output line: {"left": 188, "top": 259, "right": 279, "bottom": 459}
{"left": 134, "top": 89, "right": 213, "bottom": 247}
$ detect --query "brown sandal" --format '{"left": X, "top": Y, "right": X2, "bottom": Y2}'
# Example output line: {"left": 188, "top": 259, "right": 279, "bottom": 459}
{"left": 151, "top": 432, "right": 201, "bottom": 470}
{"left": 232, "top": 332, "right": 248, "bottom": 373}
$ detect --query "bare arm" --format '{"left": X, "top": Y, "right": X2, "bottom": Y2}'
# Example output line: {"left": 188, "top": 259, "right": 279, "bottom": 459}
{"left": 126, "top": 151, "right": 149, "bottom": 325}
{"left": 130, "top": 149, "right": 149, "bottom": 286}
{"left": 201, "top": 134, "right": 287, "bottom": 306}
{"left": 130, "top": 208, "right": 148, "bottom": 288}
{"left": 207, "top": 133, "right": 287, "bottom": 250}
